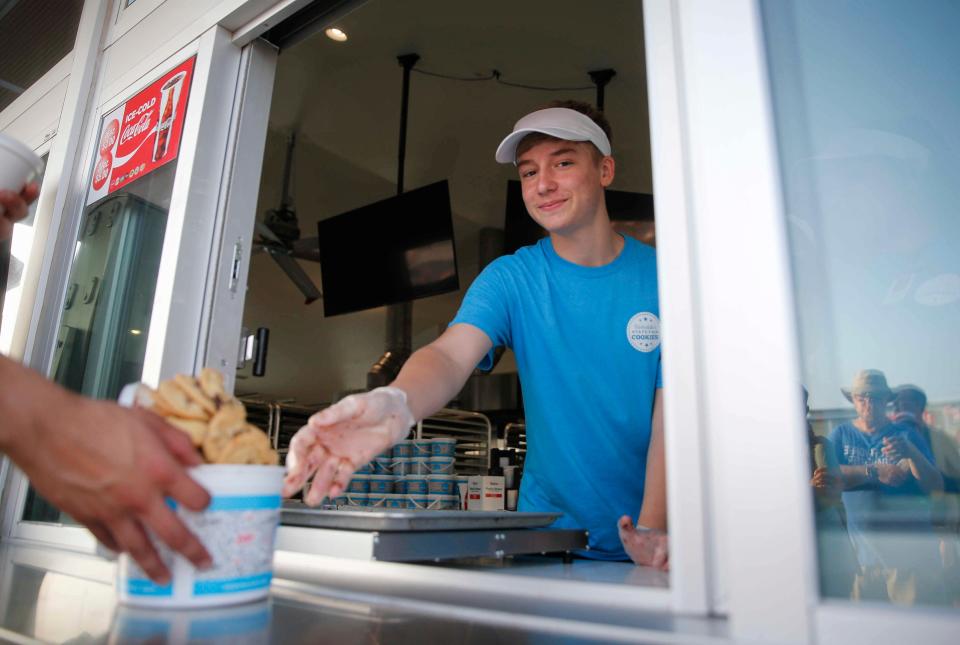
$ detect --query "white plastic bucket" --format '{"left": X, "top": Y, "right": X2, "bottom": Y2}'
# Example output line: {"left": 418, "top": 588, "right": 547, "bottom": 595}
{"left": 427, "top": 456, "right": 455, "bottom": 475}
{"left": 116, "top": 464, "right": 284, "bottom": 608}
{"left": 430, "top": 437, "right": 457, "bottom": 458}
{"left": 403, "top": 475, "right": 429, "bottom": 495}
{"left": 426, "top": 474, "right": 457, "bottom": 495}
{"left": 411, "top": 438, "right": 432, "bottom": 458}
{"left": 346, "top": 474, "right": 371, "bottom": 493}
{"left": 406, "top": 494, "right": 429, "bottom": 510}
{"left": 367, "top": 474, "right": 395, "bottom": 494}
{"left": 0, "top": 133, "right": 42, "bottom": 193}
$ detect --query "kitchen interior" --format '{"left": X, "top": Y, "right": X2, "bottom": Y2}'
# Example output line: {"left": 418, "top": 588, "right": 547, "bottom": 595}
{"left": 232, "top": 0, "right": 662, "bottom": 581}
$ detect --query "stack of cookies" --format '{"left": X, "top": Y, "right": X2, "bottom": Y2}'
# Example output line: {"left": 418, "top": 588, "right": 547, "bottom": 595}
{"left": 142, "top": 368, "right": 278, "bottom": 465}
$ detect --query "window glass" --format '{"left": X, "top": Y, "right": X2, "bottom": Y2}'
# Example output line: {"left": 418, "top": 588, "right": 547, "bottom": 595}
{"left": 762, "top": 0, "right": 960, "bottom": 608}
{"left": 0, "top": 0, "right": 85, "bottom": 112}
{"left": 22, "top": 160, "right": 176, "bottom": 524}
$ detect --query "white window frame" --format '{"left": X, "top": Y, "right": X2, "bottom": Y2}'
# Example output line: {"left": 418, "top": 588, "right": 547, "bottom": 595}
{"left": 648, "top": 1, "right": 960, "bottom": 643}
{"left": 2, "top": 26, "right": 249, "bottom": 550}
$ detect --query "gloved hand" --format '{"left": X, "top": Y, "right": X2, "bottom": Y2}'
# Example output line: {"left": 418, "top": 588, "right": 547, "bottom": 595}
{"left": 618, "top": 516, "right": 670, "bottom": 571}
{"left": 282, "top": 387, "right": 415, "bottom": 504}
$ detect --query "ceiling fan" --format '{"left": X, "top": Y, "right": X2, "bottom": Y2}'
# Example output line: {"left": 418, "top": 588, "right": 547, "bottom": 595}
{"left": 254, "top": 132, "right": 322, "bottom": 304}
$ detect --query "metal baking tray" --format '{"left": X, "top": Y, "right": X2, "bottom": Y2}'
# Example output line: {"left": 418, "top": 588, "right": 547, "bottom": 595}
{"left": 280, "top": 502, "right": 560, "bottom": 532}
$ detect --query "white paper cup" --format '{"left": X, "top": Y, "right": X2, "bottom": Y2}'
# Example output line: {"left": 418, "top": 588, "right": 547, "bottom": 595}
{"left": 116, "top": 464, "right": 285, "bottom": 608}
{"left": 0, "top": 133, "right": 42, "bottom": 194}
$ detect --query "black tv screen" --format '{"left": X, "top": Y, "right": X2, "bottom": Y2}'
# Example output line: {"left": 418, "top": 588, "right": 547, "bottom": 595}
{"left": 503, "top": 180, "right": 654, "bottom": 253}
{"left": 317, "top": 180, "right": 459, "bottom": 317}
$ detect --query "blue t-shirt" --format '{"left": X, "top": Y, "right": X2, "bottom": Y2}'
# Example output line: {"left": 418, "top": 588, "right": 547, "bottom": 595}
{"left": 451, "top": 235, "right": 662, "bottom": 559}
{"left": 829, "top": 421, "right": 936, "bottom": 568}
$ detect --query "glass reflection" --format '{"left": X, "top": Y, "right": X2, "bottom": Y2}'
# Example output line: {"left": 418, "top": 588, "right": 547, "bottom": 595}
{"left": 762, "top": 0, "right": 960, "bottom": 608}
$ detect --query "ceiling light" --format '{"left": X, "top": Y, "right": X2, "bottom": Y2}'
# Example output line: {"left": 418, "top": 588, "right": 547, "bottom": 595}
{"left": 129, "top": 329, "right": 142, "bottom": 335}
{"left": 325, "top": 27, "right": 348, "bottom": 42}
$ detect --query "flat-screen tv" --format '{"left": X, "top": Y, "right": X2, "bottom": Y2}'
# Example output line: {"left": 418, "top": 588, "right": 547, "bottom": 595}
{"left": 317, "top": 180, "right": 459, "bottom": 317}
{"left": 503, "top": 180, "right": 655, "bottom": 253}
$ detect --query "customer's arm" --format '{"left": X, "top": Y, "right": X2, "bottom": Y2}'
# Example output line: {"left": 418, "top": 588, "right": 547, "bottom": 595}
{"left": 0, "top": 356, "right": 212, "bottom": 583}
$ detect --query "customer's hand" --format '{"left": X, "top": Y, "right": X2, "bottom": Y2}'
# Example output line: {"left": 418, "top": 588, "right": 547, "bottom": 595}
{"left": 283, "top": 387, "right": 415, "bottom": 504}
{"left": 16, "top": 393, "right": 212, "bottom": 584}
{"left": 0, "top": 182, "right": 40, "bottom": 240}
{"left": 618, "top": 516, "right": 669, "bottom": 571}
{"left": 876, "top": 463, "right": 909, "bottom": 486}
{"left": 812, "top": 466, "right": 842, "bottom": 493}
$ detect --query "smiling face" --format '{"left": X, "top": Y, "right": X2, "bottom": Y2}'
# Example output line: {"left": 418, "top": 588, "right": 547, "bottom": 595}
{"left": 516, "top": 137, "right": 614, "bottom": 237}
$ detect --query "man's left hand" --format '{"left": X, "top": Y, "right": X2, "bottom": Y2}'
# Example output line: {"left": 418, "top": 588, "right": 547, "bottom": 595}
{"left": 882, "top": 435, "right": 915, "bottom": 463}
{"left": 618, "top": 516, "right": 669, "bottom": 570}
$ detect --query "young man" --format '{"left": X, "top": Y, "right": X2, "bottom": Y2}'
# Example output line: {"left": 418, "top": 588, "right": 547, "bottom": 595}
{"left": 284, "top": 101, "right": 668, "bottom": 567}
{"left": 1, "top": 185, "right": 212, "bottom": 584}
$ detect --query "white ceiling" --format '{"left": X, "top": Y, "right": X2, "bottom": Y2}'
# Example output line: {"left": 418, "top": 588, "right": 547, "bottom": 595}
{"left": 263, "top": 0, "right": 652, "bottom": 236}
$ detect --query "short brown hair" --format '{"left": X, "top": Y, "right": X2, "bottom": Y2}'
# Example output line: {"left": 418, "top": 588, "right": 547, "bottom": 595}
{"left": 515, "top": 99, "right": 613, "bottom": 162}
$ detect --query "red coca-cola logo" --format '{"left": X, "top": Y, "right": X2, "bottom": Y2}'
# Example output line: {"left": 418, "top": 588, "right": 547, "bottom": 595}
{"left": 99, "top": 119, "right": 119, "bottom": 153}
{"left": 92, "top": 153, "right": 112, "bottom": 191}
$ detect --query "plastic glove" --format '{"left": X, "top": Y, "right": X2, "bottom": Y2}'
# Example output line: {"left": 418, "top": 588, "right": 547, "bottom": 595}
{"left": 282, "top": 387, "right": 415, "bottom": 504}
{"left": 618, "top": 516, "right": 670, "bottom": 571}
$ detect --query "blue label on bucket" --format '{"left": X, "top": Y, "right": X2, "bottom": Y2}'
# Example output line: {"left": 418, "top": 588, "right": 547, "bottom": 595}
{"left": 206, "top": 495, "right": 282, "bottom": 511}
{"left": 128, "top": 579, "right": 174, "bottom": 596}
{"left": 194, "top": 572, "right": 273, "bottom": 595}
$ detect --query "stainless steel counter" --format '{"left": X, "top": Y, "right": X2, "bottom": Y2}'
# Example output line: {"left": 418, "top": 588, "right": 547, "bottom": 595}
{"left": 0, "top": 542, "right": 728, "bottom": 644}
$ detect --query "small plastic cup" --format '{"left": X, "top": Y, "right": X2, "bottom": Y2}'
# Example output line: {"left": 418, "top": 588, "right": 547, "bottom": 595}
{"left": 372, "top": 457, "right": 393, "bottom": 475}
{"left": 367, "top": 493, "right": 387, "bottom": 508}
{"left": 406, "top": 494, "right": 429, "bottom": 510}
{"left": 393, "top": 440, "right": 415, "bottom": 458}
{"left": 116, "top": 465, "right": 284, "bottom": 608}
{"left": 427, "top": 456, "right": 455, "bottom": 475}
{"left": 355, "top": 461, "right": 374, "bottom": 475}
{"left": 383, "top": 493, "right": 406, "bottom": 509}
{"left": 367, "top": 474, "right": 395, "bottom": 494}
{"left": 430, "top": 437, "right": 457, "bottom": 458}
{"left": 426, "top": 494, "right": 460, "bottom": 510}
{"left": 346, "top": 492, "right": 368, "bottom": 507}
{"left": 403, "top": 475, "right": 428, "bottom": 495}
{"left": 0, "top": 133, "right": 43, "bottom": 194}
{"left": 409, "top": 457, "right": 430, "bottom": 475}
{"left": 411, "top": 438, "right": 432, "bottom": 458}
{"left": 346, "top": 474, "right": 371, "bottom": 494}
{"left": 426, "top": 474, "right": 456, "bottom": 495}
{"left": 391, "top": 457, "right": 411, "bottom": 477}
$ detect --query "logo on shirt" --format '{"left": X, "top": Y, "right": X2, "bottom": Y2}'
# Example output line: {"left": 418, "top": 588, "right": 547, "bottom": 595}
{"left": 627, "top": 312, "right": 660, "bottom": 352}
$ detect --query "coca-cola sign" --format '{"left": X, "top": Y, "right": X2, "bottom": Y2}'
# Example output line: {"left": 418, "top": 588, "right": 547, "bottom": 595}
{"left": 87, "top": 56, "right": 195, "bottom": 205}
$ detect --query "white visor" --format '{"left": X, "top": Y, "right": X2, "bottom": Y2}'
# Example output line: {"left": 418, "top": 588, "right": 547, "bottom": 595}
{"left": 495, "top": 107, "right": 611, "bottom": 164}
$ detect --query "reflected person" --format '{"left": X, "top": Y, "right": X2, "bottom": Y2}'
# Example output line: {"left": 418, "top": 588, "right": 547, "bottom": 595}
{"left": 830, "top": 369, "right": 944, "bottom": 604}
{"left": 892, "top": 383, "right": 960, "bottom": 604}
{"left": 803, "top": 387, "right": 859, "bottom": 597}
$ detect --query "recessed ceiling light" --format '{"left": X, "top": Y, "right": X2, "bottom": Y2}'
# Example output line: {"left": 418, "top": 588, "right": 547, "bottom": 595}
{"left": 129, "top": 329, "right": 142, "bottom": 336}
{"left": 325, "top": 27, "right": 348, "bottom": 42}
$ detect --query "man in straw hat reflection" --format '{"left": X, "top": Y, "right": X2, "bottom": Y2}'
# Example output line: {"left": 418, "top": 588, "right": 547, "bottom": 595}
{"left": 828, "top": 369, "right": 945, "bottom": 604}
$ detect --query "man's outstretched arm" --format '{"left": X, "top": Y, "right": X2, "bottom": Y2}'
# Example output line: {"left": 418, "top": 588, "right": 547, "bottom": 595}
{"left": 284, "top": 323, "right": 492, "bottom": 502}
